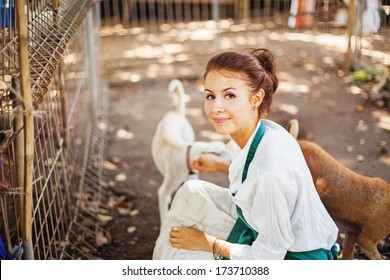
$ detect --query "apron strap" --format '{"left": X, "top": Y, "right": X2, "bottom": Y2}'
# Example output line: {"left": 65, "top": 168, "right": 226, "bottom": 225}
{"left": 225, "top": 121, "right": 265, "bottom": 246}
{"left": 241, "top": 121, "right": 266, "bottom": 184}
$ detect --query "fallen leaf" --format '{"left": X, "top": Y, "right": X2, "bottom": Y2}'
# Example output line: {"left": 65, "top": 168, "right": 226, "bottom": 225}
{"left": 115, "top": 195, "right": 127, "bottom": 206}
{"left": 115, "top": 173, "right": 127, "bottom": 182}
{"left": 103, "top": 160, "right": 118, "bottom": 171}
{"left": 356, "top": 155, "right": 364, "bottom": 162}
{"left": 98, "top": 208, "right": 109, "bottom": 214}
{"left": 127, "top": 226, "right": 136, "bottom": 234}
{"left": 95, "top": 231, "right": 109, "bottom": 247}
{"left": 111, "top": 156, "right": 122, "bottom": 164}
{"left": 377, "top": 116, "right": 390, "bottom": 131}
{"left": 116, "top": 129, "right": 134, "bottom": 140}
{"left": 129, "top": 209, "right": 139, "bottom": 216}
{"left": 350, "top": 85, "right": 362, "bottom": 95}
{"left": 96, "top": 214, "right": 113, "bottom": 224}
{"left": 356, "top": 120, "right": 368, "bottom": 132}
{"left": 117, "top": 207, "right": 130, "bottom": 216}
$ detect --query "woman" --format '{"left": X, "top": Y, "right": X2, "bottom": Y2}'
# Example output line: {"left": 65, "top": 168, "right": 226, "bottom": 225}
{"left": 153, "top": 49, "right": 338, "bottom": 260}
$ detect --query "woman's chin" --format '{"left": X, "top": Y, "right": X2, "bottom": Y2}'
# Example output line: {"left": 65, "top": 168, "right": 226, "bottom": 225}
{"left": 213, "top": 126, "right": 231, "bottom": 135}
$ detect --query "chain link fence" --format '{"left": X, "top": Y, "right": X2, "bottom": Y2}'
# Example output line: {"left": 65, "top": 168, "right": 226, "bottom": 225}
{"left": 1, "top": 0, "right": 108, "bottom": 260}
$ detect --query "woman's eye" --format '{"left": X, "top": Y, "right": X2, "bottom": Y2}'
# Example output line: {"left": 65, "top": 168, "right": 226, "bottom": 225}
{"left": 225, "top": 93, "right": 235, "bottom": 99}
{"left": 206, "top": 94, "right": 215, "bottom": 100}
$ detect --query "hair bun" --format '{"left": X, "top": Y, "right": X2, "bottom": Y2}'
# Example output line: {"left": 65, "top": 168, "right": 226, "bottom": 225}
{"left": 249, "top": 49, "right": 276, "bottom": 74}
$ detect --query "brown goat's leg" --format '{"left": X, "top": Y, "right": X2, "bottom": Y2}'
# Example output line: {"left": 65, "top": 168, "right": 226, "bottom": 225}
{"left": 358, "top": 236, "right": 383, "bottom": 260}
{"left": 341, "top": 230, "right": 358, "bottom": 260}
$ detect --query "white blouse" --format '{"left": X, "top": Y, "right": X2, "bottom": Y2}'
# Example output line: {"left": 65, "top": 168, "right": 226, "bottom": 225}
{"left": 226, "top": 119, "right": 338, "bottom": 260}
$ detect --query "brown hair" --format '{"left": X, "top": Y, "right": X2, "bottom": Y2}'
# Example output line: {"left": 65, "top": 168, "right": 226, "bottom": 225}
{"left": 204, "top": 48, "right": 278, "bottom": 116}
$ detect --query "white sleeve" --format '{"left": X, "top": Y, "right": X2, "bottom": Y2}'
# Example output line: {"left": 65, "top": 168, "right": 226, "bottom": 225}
{"left": 229, "top": 172, "right": 298, "bottom": 260}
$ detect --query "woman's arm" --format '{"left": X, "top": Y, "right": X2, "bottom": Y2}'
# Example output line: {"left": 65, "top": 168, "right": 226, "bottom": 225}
{"left": 169, "top": 226, "right": 231, "bottom": 259}
{"left": 191, "top": 153, "right": 230, "bottom": 174}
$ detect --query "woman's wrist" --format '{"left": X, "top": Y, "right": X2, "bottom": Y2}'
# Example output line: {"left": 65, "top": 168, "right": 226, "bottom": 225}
{"left": 217, "top": 160, "right": 230, "bottom": 173}
{"left": 209, "top": 236, "right": 231, "bottom": 260}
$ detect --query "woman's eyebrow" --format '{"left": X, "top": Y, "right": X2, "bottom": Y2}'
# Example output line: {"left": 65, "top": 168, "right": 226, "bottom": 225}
{"left": 204, "top": 87, "right": 236, "bottom": 93}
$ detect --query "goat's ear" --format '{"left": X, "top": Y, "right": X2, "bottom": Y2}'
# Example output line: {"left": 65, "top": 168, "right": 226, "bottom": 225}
{"left": 286, "top": 119, "right": 299, "bottom": 140}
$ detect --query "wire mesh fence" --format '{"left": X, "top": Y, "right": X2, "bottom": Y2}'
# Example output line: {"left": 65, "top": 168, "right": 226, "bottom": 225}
{"left": 1, "top": 0, "right": 108, "bottom": 260}
{"left": 99, "top": 0, "right": 389, "bottom": 72}
{"left": 98, "top": 0, "right": 389, "bottom": 30}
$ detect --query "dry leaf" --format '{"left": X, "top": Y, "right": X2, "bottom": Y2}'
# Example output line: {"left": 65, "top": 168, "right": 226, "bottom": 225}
{"left": 115, "top": 173, "right": 127, "bottom": 182}
{"left": 129, "top": 209, "right": 139, "bottom": 216}
{"left": 96, "top": 214, "right": 113, "bottom": 224}
{"left": 127, "top": 226, "right": 136, "bottom": 234}
{"left": 116, "top": 129, "right": 134, "bottom": 140}
{"left": 117, "top": 207, "right": 130, "bottom": 216}
{"left": 377, "top": 116, "right": 390, "bottom": 131}
{"left": 95, "top": 231, "right": 109, "bottom": 247}
{"left": 115, "top": 195, "right": 126, "bottom": 206}
{"left": 356, "top": 120, "right": 368, "bottom": 132}
{"left": 111, "top": 156, "right": 122, "bottom": 164}
{"left": 356, "top": 155, "right": 364, "bottom": 162}
{"left": 103, "top": 160, "right": 118, "bottom": 171}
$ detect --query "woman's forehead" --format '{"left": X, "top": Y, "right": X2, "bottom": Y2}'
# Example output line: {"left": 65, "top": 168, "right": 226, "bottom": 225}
{"left": 205, "top": 70, "right": 245, "bottom": 83}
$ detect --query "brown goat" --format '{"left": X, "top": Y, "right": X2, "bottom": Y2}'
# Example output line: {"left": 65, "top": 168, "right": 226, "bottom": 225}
{"left": 287, "top": 119, "right": 390, "bottom": 259}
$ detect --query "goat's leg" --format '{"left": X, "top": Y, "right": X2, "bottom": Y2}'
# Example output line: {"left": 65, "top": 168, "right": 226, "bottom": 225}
{"left": 157, "top": 177, "right": 173, "bottom": 226}
{"left": 341, "top": 230, "right": 358, "bottom": 259}
{"left": 357, "top": 234, "right": 383, "bottom": 260}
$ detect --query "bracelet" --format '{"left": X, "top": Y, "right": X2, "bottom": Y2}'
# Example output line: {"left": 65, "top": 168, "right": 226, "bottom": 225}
{"left": 212, "top": 238, "right": 223, "bottom": 260}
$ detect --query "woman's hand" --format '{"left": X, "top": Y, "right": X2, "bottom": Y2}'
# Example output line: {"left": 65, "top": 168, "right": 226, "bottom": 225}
{"left": 169, "top": 226, "right": 214, "bottom": 252}
{"left": 191, "top": 153, "right": 230, "bottom": 174}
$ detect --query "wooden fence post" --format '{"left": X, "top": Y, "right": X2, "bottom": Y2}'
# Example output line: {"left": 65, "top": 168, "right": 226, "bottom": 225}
{"left": 344, "top": 0, "right": 356, "bottom": 73}
{"left": 239, "top": 0, "right": 249, "bottom": 23}
{"left": 15, "top": 0, "right": 35, "bottom": 260}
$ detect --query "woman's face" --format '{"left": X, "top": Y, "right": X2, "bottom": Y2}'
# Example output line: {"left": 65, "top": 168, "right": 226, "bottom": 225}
{"left": 204, "top": 70, "right": 259, "bottom": 146}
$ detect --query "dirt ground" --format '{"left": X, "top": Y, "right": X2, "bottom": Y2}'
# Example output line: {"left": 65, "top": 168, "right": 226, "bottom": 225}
{"left": 95, "top": 24, "right": 390, "bottom": 260}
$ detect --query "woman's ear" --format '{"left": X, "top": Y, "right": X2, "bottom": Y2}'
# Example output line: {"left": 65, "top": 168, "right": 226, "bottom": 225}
{"left": 253, "top": 89, "right": 265, "bottom": 107}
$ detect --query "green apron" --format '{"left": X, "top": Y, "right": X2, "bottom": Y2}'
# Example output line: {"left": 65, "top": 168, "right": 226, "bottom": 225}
{"left": 224, "top": 121, "right": 338, "bottom": 260}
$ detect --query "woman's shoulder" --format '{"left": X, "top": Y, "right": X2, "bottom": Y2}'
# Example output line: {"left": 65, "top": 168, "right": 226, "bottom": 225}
{"left": 258, "top": 119, "right": 305, "bottom": 171}
{"left": 261, "top": 119, "right": 299, "bottom": 151}
{"left": 262, "top": 119, "right": 288, "bottom": 134}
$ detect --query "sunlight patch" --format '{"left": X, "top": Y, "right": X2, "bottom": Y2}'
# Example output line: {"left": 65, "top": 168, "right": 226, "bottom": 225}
{"left": 278, "top": 103, "right": 299, "bottom": 116}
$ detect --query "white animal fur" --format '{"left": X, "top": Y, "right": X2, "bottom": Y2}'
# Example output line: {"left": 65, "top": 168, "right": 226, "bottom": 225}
{"left": 151, "top": 79, "right": 229, "bottom": 223}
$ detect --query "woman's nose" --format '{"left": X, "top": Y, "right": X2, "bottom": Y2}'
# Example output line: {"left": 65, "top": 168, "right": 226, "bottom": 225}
{"left": 212, "top": 98, "right": 224, "bottom": 113}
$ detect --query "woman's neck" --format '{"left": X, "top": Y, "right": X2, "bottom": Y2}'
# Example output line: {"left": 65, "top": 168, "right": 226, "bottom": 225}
{"left": 231, "top": 118, "right": 261, "bottom": 149}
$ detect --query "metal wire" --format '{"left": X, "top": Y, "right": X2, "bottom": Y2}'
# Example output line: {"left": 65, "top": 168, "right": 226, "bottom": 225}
{"left": 0, "top": 0, "right": 108, "bottom": 260}
{"left": 99, "top": 0, "right": 389, "bottom": 70}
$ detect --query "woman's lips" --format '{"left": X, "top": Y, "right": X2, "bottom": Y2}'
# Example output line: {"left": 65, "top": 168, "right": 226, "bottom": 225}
{"left": 213, "top": 117, "right": 230, "bottom": 124}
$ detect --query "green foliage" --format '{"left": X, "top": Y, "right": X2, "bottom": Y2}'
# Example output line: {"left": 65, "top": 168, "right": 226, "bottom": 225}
{"left": 351, "top": 68, "right": 384, "bottom": 83}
